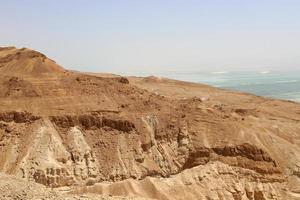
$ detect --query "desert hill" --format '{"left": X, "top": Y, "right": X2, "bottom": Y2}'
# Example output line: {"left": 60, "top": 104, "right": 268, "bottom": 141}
{"left": 0, "top": 47, "right": 65, "bottom": 76}
{"left": 0, "top": 47, "right": 299, "bottom": 199}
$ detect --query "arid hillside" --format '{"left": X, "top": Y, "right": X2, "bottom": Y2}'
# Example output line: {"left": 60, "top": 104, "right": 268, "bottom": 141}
{"left": 0, "top": 47, "right": 300, "bottom": 200}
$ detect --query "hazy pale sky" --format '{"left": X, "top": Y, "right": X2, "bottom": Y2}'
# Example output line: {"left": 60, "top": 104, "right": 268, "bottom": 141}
{"left": 1, "top": 0, "right": 300, "bottom": 73}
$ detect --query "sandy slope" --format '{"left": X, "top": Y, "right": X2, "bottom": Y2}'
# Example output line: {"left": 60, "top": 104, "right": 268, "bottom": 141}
{"left": 0, "top": 47, "right": 300, "bottom": 199}
{"left": 0, "top": 173, "right": 151, "bottom": 200}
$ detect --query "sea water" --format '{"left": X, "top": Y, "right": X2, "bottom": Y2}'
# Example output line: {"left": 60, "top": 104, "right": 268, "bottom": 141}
{"left": 124, "top": 70, "right": 300, "bottom": 102}
{"left": 161, "top": 71, "right": 300, "bottom": 102}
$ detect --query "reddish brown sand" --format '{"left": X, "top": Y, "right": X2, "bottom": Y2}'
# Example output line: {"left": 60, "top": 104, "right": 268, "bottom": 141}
{"left": 0, "top": 47, "right": 299, "bottom": 199}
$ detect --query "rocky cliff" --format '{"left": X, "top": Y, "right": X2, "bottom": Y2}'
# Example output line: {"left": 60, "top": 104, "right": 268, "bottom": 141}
{"left": 0, "top": 47, "right": 300, "bottom": 199}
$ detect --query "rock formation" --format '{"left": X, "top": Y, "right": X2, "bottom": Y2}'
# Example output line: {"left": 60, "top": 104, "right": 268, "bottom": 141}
{"left": 0, "top": 47, "right": 300, "bottom": 199}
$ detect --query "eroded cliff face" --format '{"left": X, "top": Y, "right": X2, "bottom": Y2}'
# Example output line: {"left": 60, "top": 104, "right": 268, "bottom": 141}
{"left": 0, "top": 110, "right": 295, "bottom": 199}
{"left": 72, "top": 162, "right": 286, "bottom": 200}
{"left": 0, "top": 47, "right": 300, "bottom": 199}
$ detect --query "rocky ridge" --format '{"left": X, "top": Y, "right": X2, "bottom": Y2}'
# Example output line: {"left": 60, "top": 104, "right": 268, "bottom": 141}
{"left": 0, "top": 47, "right": 299, "bottom": 199}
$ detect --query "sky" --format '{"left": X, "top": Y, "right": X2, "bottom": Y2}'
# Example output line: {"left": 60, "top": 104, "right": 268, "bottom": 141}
{"left": 1, "top": 0, "right": 300, "bottom": 73}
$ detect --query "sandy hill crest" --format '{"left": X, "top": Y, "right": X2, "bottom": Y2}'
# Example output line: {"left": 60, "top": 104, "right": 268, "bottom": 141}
{"left": 0, "top": 47, "right": 65, "bottom": 76}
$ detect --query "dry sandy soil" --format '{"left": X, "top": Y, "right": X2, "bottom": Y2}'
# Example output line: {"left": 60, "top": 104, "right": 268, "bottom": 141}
{"left": 0, "top": 47, "right": 300, "bottom": 199}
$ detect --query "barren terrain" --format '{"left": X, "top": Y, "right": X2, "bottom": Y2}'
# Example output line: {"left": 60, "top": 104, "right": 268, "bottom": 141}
{"left": 0, "top": 47, "right": 299, "bottom": 199}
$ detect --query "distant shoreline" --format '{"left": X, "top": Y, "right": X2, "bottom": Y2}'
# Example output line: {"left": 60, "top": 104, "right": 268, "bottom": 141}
{"left": 119, "top": 70, "right": 300, "bottom": 102}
